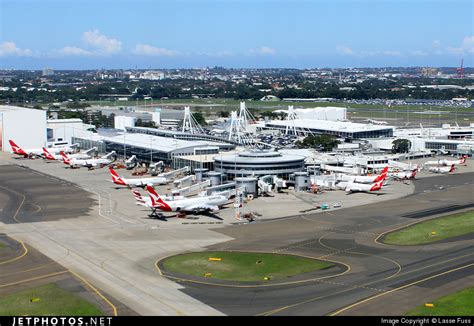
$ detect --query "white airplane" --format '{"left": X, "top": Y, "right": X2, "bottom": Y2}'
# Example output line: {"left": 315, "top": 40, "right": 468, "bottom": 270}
{"left": 130, "top": 189, "right": 184, "bottom": 206}
{"left": 427, "top": 164, "right": 456, "bottom": 174}
{"left": 43, "top": 147, "right": 96, "bottom": 161}
{"left": 424, "top": 156, "right": 467, "bottom": 167}
{"left": 337, "top": 167, "right": 388, "bottom": 184}
{"left": 389, "top": 168, "right": 418, "bottom": 180}
{"left": 344, "top": 179, "right": 385, "bottom": 194}
{"left": 61, "top": 151, "right": 116, "bottom": 169}
{"left": 145, "top": 184, "right": 228, "bottom": 215}
{"left": 439, "top": 155, "right": 467, "bottom": 166}
{"left": 366, "top": 119, "right": 388, "bottom": 125}
{"left": 9, "top": 140, "right": 75, "bottom": 158}
{"left": 388, "top": 160, "right": 419, "bottom": 172}
{"left": 109, "top": 167, "right": 169, "bottom": 188}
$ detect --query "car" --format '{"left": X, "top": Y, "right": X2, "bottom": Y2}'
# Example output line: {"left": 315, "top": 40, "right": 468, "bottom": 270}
{"left": 332, "top": 202, "right": 342, "bottom": 208}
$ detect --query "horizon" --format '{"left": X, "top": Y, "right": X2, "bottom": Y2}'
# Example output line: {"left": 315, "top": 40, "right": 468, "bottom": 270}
{"left": 1, "top": 0, "right": 473, "bottom": 70}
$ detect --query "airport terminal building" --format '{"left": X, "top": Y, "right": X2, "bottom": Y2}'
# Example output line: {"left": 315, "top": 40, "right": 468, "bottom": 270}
{"left": 262, "top": 119, "right": 394, "bottom": 139}
{"left": 214, "top": 150, "right": 306, "bottom": 179}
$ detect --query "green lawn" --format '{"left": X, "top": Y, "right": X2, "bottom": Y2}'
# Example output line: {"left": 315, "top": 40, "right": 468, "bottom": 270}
{"left": 162, "top": 251, "right": 334, "bottom": 282}
{"left": 0, "top": 283, "right": 103, "bottom": 316}
{"left": 384, "top": 210, "right": 474, "bottom": 246}
{"left": 407, "top": 287, "right": 474, "bottom": 316}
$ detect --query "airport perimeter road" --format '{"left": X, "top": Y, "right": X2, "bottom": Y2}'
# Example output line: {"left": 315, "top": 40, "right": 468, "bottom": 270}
{"left": 173, "top": 173, "right": 474, "bottom": 316}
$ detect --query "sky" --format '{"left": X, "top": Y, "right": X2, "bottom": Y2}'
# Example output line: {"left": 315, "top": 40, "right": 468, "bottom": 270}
{"left": 0, "top": 0, "right": 472, "bottom": 69}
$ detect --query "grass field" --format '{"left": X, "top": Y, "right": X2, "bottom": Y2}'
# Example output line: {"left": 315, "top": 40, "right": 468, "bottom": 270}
{"left": 407, "top": 287, "right": 474, "bottom": 316}
{"left": 0, "top": 283, "right": 103, "bottom": 316}
{"left": 86, "top": 98, "right": 469, "bottom": 112}
{"left": 162, "top": 251, "right": 335, "bottom": 282}
{"left": 383, "top": 210, "right": 474, "bottom": 246}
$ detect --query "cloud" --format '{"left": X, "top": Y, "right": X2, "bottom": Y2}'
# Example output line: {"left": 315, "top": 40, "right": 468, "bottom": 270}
{"left": 336, "top": 45, "right": 402, "bottom": 57}
{"left": 432, "top": 40, "right": 442, "bottom": 48}
{"left": 410, "top": 50, "right": 428, "bottom": 56}
{"left": 55, "top": 30, "right": 122, "bottom": 57}
{"left": 336, "top": 45, "right": 354, "bottom": 55}
{"left": 82, "top": 29, "right": 122, "bottom": 54}
{"left": 0, "top": 42, "right": 33, "bottom": 57}
{"left": 196, "top": 50, "right": 233, "bottom": 57}
{"left": 57, "top": 46, "right": 93, "bottom": 56}
{"left": 448, "top": 35, "right": 474, "bottom": 55}
{"left": 249, "top": 46, "right": 276, "bottom": 55}
{"left": 132, "top": 44, "right": 179, "bottom": 57}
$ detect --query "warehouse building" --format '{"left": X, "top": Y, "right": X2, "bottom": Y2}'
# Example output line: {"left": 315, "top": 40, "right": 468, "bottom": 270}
{"left": 0, "top": 105, "right": 46, "bottom": 151}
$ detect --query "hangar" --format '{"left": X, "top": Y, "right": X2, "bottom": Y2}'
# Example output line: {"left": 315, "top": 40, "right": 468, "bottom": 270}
{"left": 0, "top": 105, "right": 47, "bottom": 151}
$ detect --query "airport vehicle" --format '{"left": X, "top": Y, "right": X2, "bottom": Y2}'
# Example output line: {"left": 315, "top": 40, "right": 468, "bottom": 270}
{"left": 427, "top": 164, "right": 456, "bottom": 174}
{"left": 337, "top": 166, "right": 388, "bottom": 184}
{"left": 344, "top": 179, "right": 385, "bottom": 194}
{"left": 145, "top": 185, "right": 228, "bottom": 214}
{"left": 43, "top": 147, "right": 95, "bottom": 161}
{"left": 61, "top": 151, "right": 116, "bottom": 169}
{"left": 424, "top": 156, "right": 466, "bottom": 167}
{"left": 9, "top": 140, "right": 75, "bottom": 158}
{"left": 109, "top": 167, "right": 169, "bottom": 187}
{"left": 389, "top": 168, "right": 418, "bottom": 180}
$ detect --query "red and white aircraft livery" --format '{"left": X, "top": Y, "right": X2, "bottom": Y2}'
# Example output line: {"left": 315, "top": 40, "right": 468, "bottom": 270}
{"left": 61, "top": 151, "right": 116, "bottom": 169}
{"left": 9, "top": 140, "right": 74, "bottom": 158}
{"left": 43, "top": 147, "right": 95, "bottom": 161}
{"left": 337, "top": 166, "right": 388, "bottom": 184}
{"left": 145, "top": 185, "right": 228, "bottom": 215}
{"left": 427, "top": 164, "right": 456, "bottom": 174}
{"left": 389, "top": 168, "right": 418, "bottom": 180}
{"left": 109, "top": 167, "right": 169, "bottom": 187}
{"left": 344, "top": 179, "right": 385, "bottom": 194}
{"left": 424, "top": 156, "right": 467, "bottom": 167}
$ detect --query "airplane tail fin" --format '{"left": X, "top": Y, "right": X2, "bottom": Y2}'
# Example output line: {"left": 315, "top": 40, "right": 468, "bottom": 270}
{"left": 43, "top": 147, "right": 55, "bottom": 160}
{"left": 449, "top": 164, "right": 456, "bottom": 173}
{"left": 144, "top": 184, "right": 171, "bottom": 211}
{"left": 370, "top": 180, "right": 384, "bottom": 191}
{"left": 109, "top": 167, "right": 126, "bottom": 185}
{"left": 374, "top": 166, "right": 389, "bottom": 182}
{"left": 9, "top": 140, "right": 26, "bottom": 155}
{"left": 60, "top": 151, "right": 71, "bottom": 165}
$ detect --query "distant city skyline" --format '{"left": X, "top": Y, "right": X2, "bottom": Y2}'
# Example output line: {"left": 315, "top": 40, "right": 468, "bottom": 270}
{"left": 0, "top": 0, "right": 472, "bottom": 69}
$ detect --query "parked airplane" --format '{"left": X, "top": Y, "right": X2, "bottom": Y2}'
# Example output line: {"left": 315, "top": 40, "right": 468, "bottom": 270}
{"left": 337, "top": 167, "right": 388, "bottom": 184}
{"left": 439, "top": 155, "right": 467, "bottom": 166}
{"left": 145, "top": 185, "right": 228, "bottom": 214}
{"left": 366, "top": 119, "right": 388, "bottom": 125}
{"left": 109, "top": 167, "right": 169, "bottom": 187}
{"left": 424, "top": 156, "right": 467, "bottom": 167}
{"left": 43, "top": 147, "right": 96, "bottom": 161}
{"left": 344, "top": 179, "right": 385, "bottom": 194}
{"left": 389, "top": 168, "right": 418, "bottom": 180}
{"left": 427, "top": 164, "right": 456, "bottom": 174}
{"left": 9, "top": 140, "right": 75, "bottom": 158}
{"left": 130, "top": 188, "right": 185, "bottom": 207}
{"left": 61, "top": 151, "right": 116, "bottom": 169}
{"left": 388, "top": 160, "right": 419, "bottom": 172}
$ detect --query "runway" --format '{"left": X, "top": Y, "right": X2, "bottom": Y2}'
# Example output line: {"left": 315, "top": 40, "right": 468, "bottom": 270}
{"left": 168, "top": 173, "right": 474, "bottom": 315}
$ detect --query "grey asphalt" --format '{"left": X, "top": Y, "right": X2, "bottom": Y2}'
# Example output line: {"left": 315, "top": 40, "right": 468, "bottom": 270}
{"left": 170, "top": 173, "right": 474, "bottom": 315}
